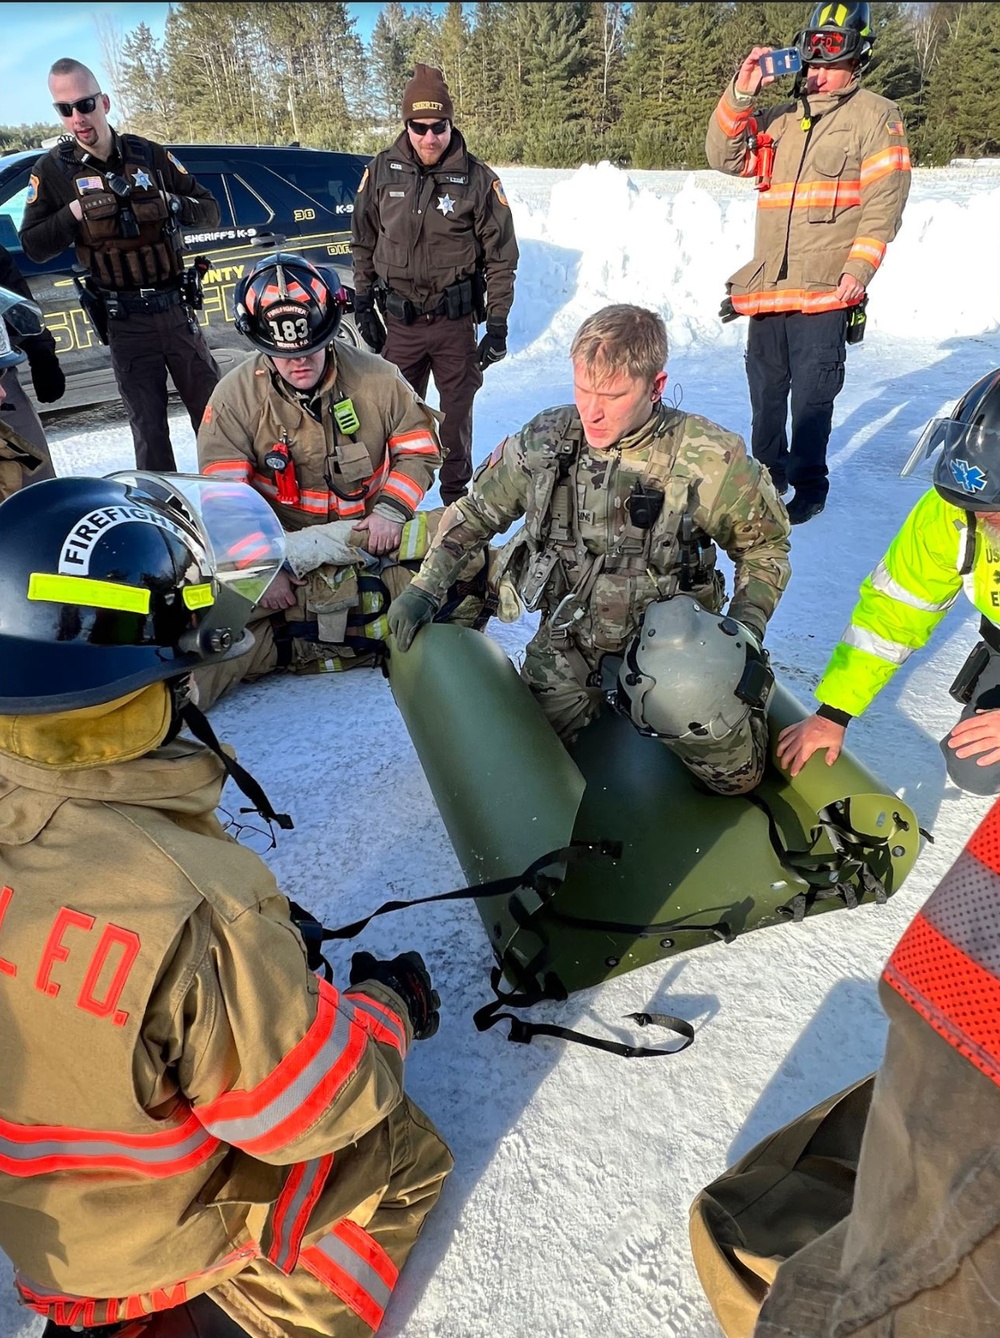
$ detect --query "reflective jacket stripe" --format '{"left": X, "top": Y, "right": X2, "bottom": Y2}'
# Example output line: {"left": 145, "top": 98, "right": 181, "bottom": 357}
{"left": 16, "top": 1242, "right": 258, "bottom": 1327}
{"left": 884, "top": 814, "right": 1000, "bottom": 1090}
{"left": 346, "top": 993, "right": 408, "bottom": 1056}
{"left": 841, "top": 624, "right": 913, "bottom": 665}
{"left": 388, "top": 428, "right": 439, "bottom": 457}
{"left": 712, "top": 93, "right": 753, "bottom": 139}
{"left": 196, "top": 979, "right": 381, "bottom": 1155}
{"left": 730, "top": 288, "right": 853, "bottom": 316}
{"left": 301, "top": 1219, "right": 398, "bottom": 1331}
{"left": 266, "top": 1153, "right": 334, "bottom": 1274}
{"left": 869, "top": 557, "right": 957, "bottom": 613}
{"left": 861, "top": 144, "right": 910, "bottom": 187}
{"left": 381, "top": 472, "right": 424, "bottom": 512}
{"left": 756, "top": 181, "right": 861, "bottom": 209}
{"left": 848, "top": 236, "right": 887, "bottom": 268}
{"left": 0, "top": 1110, "right": 220, "bottom": 1178}
{"left": 202, "top": 459, "right": 252, "bottom": 483}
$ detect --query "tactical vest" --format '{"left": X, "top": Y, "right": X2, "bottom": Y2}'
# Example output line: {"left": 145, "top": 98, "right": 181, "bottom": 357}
{"left": 502, "top": 405, "right": 723, "bottom": 654}
{"left": 58, "top": 135, "right": 180, "bottom": 291}
{"left": 883, "top": 800, "right": 1000, "bottom": 1091}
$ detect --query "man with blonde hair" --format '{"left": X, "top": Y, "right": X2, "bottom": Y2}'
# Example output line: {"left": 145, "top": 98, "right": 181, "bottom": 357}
{"left": 388, "top": 304, "right": 791, "bottom": 794}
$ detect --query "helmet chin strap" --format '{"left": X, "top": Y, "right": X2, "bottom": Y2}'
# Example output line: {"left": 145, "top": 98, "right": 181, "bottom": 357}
{"left": 167, "top": 679, "right": 293, "bottom": 829}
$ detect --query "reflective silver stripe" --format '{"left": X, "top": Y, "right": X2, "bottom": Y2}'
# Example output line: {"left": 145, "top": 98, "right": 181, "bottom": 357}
{"left": 0, "top": 1122, "right": 213, "bottom": 1168}
{"left": 842, "top": 625, "right": 913, "bottom": 665}
{"left": 313, "top": 1231, "right": 392, "bottom": 1315}
{"left": 870, "top": 559, "right": 956, "bottom": 613}
{"left": 201, "top": 1004, "right": 356, "bottom": 1146}
{"left": 349, "top": 997, "right": 406, "bottom": 1051}
{"left": 269, "top": 1157, "right": 329, "bottom": 1272}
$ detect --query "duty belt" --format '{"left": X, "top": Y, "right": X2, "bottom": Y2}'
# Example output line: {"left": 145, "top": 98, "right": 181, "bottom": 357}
{"left": 103, "top": 287, "right": 183, "bottom": 315}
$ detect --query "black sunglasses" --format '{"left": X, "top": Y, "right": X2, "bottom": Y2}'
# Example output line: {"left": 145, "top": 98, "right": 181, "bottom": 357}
{"left": 53, "top": 94, "right": 102, "bottom": 118}
{"left": 408, "top": 118, "right": 449, "bottom": 137}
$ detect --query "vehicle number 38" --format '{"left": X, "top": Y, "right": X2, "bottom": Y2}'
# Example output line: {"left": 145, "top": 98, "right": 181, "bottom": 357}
{"left": 267, "top": 316, "right": 310, "bottom": 342}
{"left": 294, "top": 207, "right": 316, "bottom": 222}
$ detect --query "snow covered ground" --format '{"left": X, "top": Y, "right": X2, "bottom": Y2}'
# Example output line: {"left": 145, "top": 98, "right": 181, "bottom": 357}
{"left": 4, "top": 162, "right": 1000, "bottom": 1338}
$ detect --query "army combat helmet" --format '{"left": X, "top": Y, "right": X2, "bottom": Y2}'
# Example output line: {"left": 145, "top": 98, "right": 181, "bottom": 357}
{"left": 616, "top": 596, "right": 774, "bottom": 742}
{"left": 0, "top": 472, "right": 285, "bottom": 714}
{"left": 234, "top": 252, "right": 346, "bottom": 357}
{"left": 795, "top": 2, "right": 874, "bottom": 69}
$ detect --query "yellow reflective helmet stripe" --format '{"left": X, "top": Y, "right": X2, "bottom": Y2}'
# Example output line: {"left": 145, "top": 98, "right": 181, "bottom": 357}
{"left": 183, "top": 583, "right": 215, "bottom": 610}
{"left": 27, "top": 573, "right": 151, "bottom": 614}
{"left": 818, "top": 3, "right": 850, "bottom": 25}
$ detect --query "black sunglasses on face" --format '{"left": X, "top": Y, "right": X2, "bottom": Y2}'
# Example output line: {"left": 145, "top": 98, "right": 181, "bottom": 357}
{"left": 53, "top": 94, "right": 102, "bottom": 117}
{"left": 408, "top": 118, "right": 449, "bottom": 137}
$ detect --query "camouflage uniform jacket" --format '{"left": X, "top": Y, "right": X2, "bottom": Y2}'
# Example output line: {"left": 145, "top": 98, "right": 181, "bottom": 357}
{"left": 705, "top": 79, "right": 910, "bottom": 316}
{"left": 414, "top": 403, "right": 790, "bottom": 648}
{"left": 351, "top": 129, "right": 518, "bottom": 321}
{"left": 197, "top": 342, "right": 441, "bottom": 526}
{"left": 0, "top": 738, "right": 415, "bottom": 1321}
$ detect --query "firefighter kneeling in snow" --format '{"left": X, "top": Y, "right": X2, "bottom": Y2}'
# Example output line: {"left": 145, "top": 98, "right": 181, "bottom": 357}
{"left": 196, "top": 252, "right": 489, "bottom": 710}
{"left": 0, "top": 474, "right": 452, "bottom": 1338}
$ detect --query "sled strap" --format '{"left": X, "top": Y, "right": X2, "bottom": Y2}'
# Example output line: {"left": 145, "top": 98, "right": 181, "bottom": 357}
{"left": 473, "top": 968, "right": 695, "bottom": 1058}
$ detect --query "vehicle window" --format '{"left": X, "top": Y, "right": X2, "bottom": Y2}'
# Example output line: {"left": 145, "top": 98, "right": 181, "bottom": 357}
{"left": 273, "top": 161, "right": 361, "bottom": 212}
{"left": 192, "top": 173, "right": 235, "bottom": 228}
{"left": 228, "top": 175, "right": 274, "bottom": 228}
{"left": 0, "top": 180, "right": 31, "bottom": 233}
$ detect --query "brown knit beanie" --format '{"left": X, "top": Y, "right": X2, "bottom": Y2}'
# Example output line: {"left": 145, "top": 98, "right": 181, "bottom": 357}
{"left": 402, "top": 65, "right": 454, "bottom": 123}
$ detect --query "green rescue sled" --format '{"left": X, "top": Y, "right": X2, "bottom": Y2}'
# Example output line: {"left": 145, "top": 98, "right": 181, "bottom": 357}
{"left": 388, "top": 625, "right": 921, "bottom": 996}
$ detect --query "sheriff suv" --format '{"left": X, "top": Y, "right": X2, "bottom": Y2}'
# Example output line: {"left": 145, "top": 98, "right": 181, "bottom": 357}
{"left": 0, "top": 142, "right": 369, "bottom": 410}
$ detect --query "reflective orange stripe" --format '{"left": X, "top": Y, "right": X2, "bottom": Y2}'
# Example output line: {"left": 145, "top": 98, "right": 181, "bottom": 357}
{"left": 388, "top": 429, "right": 439, "bottom": 457}
{"left": 730, "top": 289, "right": 850, "bottom": 316}
{"left": 267, "top": 1154, "right": 334, "bottom": 1274}
{"left": 202, "top": 459, "right": 252, "bottom": 483}
{"left": 0, "top": 1109, "right": 220, "bottom": 1178}
{"left": 346, "top": 992, "right": 408, "bottom": 1055}
{"left": 848, "top": 236, "right": 886, "bottom": 268}
{"left": 196, "top": 979, "right": 402, "bottom": 1156}
{"left": 713, "top": 95, "right": 752, "bottom": 139}
{"left": 17, "top": 1243, "right": 258, "bottom": 1327}
{"left": 756, "top": 180, "right": 861, "bottom": 210}
{"left": 301, "top": 1219, "right": 398, "bottom": 1331}
{"left": 861, "top": 144, "right": 910, "bottom": 187}
{"left": 381, "top": 472, "right": 424, "bottom": 511}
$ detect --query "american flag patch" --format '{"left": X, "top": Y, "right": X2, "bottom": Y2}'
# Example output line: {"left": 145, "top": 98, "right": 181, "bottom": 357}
{"left": 488, "top": 437, "right": 508, "bottom": 467}
{"left": 887, "top": 120, "right": 905, "bottom": 136}
{"left": 76, "top": 176, "right": 105, "bottom": 192}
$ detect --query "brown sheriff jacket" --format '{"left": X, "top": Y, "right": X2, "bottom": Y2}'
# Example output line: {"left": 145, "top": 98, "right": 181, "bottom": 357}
{"left": 705, "top": 79, "right": 910, "bottom": 315}
{"left": 197, "top": 342, "right": 441, "bottom": 526}
{"left": 351, "top": 128, "right": 518, "bottom": 321}
{"left": 0, "top": 739, "right": 415, "bottom": 1322}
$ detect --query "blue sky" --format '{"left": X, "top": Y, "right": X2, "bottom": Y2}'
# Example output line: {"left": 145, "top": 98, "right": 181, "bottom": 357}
{"left": 0, "top": 2, "right": 448, "bottom": 127}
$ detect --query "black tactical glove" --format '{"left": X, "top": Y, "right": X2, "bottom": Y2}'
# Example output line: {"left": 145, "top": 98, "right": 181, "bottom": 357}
{"left": 719, "top": 296, "right": 740, "bottom": 324}
{"left": 353, "top": 292, "right": 386, "bottom": 354}
{"left": 387, "top": 585, "right": 438, "bottom": 652}
{"left": 350, "top": 950, "right": 441, "bottom": 1040}
{"left": 477, "top": 319, "right": 507, "bottom": 370}
{"left": 26, "top": 345, "right": 65, "bottom": 403}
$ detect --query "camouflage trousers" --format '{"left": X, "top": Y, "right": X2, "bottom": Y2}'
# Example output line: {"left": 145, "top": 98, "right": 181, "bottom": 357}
{"left": 521, "top": 620, "right": 767, "bottom": 797}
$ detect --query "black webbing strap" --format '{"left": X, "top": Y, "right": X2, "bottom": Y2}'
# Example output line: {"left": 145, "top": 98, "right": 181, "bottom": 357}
{"left": 319, "top": 841, "right": 620, "bottom": 941}
{"left": 181, "top": 702, "right": 294, "bottom": 829}
{"left": 473, "top": 968, "right": 695, "bottom": 1058}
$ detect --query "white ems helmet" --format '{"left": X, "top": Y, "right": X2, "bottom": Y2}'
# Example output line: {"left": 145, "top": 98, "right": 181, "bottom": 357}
{"left": 617, "top": 595, "right": 774, "bottom": 740}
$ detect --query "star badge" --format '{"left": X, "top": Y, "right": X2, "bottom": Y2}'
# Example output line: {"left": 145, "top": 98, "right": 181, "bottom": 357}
{"left": 436, "top": 193, "right": 455, "bottom": 216}
{"left": 132, "top": 169, "right": 152, "bottom": 189}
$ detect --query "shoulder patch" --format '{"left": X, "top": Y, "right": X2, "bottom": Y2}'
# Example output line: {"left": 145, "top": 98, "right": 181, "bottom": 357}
{"left": 357, "top": 166, "right": 368, "bottom": 193}
{"left": 886, "top": 119, "right": 905, "bottom": 136}
{"left": 26, "top": 174, "right": 38, "bottom": 205}
{"left": 492, "top": 178, "right": 509, "bottom": 207}
{"left": 166, "top": 151, "right": 188, "bottom": 174}
{"left": 201, "top": 404, "right": 213, "bottom": 425}
{"left": 487, "top": 437, "right": 508, "bottom": 468}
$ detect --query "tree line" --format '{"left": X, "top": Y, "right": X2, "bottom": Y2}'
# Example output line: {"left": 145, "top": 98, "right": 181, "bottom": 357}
{"left": 2, "top": 3, "right": 998, "bottom": 169}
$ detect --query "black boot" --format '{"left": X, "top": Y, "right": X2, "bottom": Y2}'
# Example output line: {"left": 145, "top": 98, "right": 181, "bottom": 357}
{"left": 786, "top": 490, "right": 826, "bottom": 525}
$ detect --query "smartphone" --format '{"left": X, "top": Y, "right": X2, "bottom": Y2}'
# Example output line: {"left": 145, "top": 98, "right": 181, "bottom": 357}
{"left": 758, "top": 47, "right": 802, "bottom": 78}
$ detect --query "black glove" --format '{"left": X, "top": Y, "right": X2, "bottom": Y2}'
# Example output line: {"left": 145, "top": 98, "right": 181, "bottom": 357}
{"left": 353, "top": 292, "right": 386, "bottom": 354}
{"left": 350, "top": 950, "right": 441, "bottom": 1040}
{"left": 719, "top": 296, "right": 740, "bottom": 324}
{"left": 387, "top": 585, "right": 438, "bottom": 652}
{"left": 477, "top": 319, "right": 507, "bottom": 370}
{"left": 26, "top": 345, "right": 65, "bottom": 403}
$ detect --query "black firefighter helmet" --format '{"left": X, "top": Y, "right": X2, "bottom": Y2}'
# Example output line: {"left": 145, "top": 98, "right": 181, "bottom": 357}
{"left": 795, "top": 2, "right": 874, "bottom": 69}
{"left": 924, "top": 369, "right": 1000, "bottom": 512}
{"left": 234, "top": 252, "right": 346, "bottom": 357}
{"left": 0, "top": 473, "right": 285, "bottom": 714}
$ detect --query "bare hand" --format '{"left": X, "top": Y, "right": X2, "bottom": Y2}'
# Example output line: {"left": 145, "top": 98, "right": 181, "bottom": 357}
{"left": 776, "top": 714, "right": 846, "bottom": 778}
{"left": 836, "top": 274, "right": 866, "bottom": 305}
{"left": 947, "top": 710, "right": 1000, "bottom": 768}
{"left": 735, "top": 47, "right": 776, "bottom": 97}
{"left": 352, "top": 513, "right": 403, "bottom": 556}
{"left": 259, "top": 568, "right": 306, "bottom": 611}
{"left": 69, "top": 199, "right": 83, "bottom": 222}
